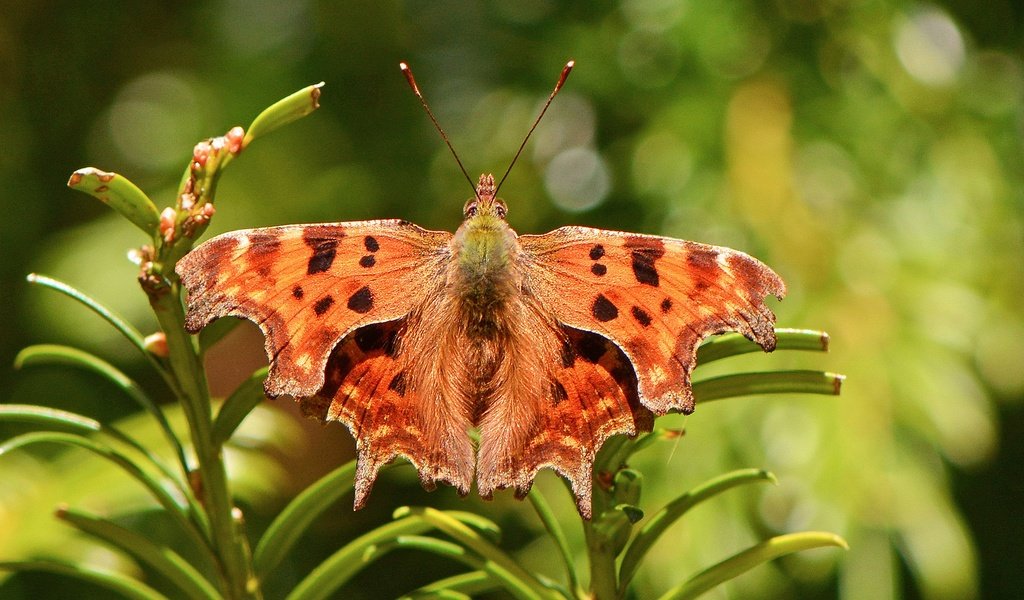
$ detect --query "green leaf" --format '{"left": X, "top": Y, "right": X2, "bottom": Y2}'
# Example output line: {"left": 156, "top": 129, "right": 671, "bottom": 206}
{"left": 0, "top": 431, "right": 213, "bottom": 564}
{"left": 282, "top": 515, "right": 438, "bottom": 600}
{"left": 381, "top": 534, "right": 482, "bottom": 570}
{"left": 615, "top": 504, "right": 644, "bottom": 524}
{"left": 25, "top": 274, "right": 149, "bottom": 357}
{"left": 618, "top": 469, "right": 777, "bottom": 591}
{"left": 15, "top": 344, "right": 188, "bottom": 475}
{"left": 67, "top": 167, "right": 160, "bottom": 236}
{"left": 243, "top": 83, "right": 324, "bottom": 147}
{"left": 440, "top": 510, "right": 503, "bottom": 545}
{"left": 0, "top": 404, "right": 194, "bottom": 510}
{"left": 56, "top": 506, "right": 222, "bottom": 600}
{"left": 696, "top": 328, "right": 830, "bottom": 366}
{"left": 0, "top": 560, "right": 169, "bottom": 600}
{"left": 393, "top": 507, "right": 557, "bottom": 600}
{"left": 612, "top": 469, "right": 643, "bottom": 506}
{"left": 286, "top": 511, "right": 534, "bottom": 600}
{"left": 384, "top": 536, "right": 548, "bottom": 600}
{"left": 403, "top": 591, "right": 471, "bottom": 600}
{"left": 252, "top": 459, "right": 360, "bottom": 578}
{"left": 254, "top": 463, "right": 506, "bottom": 583}
{"left": 400, "top": 571, "right": 501, "bottom": 599}
{"left": 527, "top": 488, "right": 580, "bottom": 596}
{"left": 656, "top": 531, "right": 848, "bottom": 600}
{"left": 0, "top": 403, "right": 103, "bottom": 434}
{"left": 693, "top": 370, "right": 844, "bottom": 403}
{"left": 212, "top": 367, "right": 268, "bottom": 446}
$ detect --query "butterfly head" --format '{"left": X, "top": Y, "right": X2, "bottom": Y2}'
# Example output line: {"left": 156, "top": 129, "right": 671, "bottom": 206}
{"left": 463, "top": 173, "right": 508, "bottom": 222}
{"left": 454, "top": 173, "right": 516, "bottom": 281}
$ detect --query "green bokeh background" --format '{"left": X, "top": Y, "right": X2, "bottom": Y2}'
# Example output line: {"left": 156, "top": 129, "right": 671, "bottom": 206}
{"left": 1, "top": 1, "right": 1022, "bottom": 598}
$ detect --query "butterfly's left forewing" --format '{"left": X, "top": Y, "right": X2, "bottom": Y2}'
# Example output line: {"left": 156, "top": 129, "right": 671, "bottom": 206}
{"left": 176, "top": 220, "right": 451, "bottom": 398}
{"left": 519, "top": 226, "right": 785, "bottom": 416}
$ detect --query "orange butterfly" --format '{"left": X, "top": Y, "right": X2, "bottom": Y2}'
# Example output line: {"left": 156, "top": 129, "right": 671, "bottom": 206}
{"left": 176, "top": 63, "right": 785, "bottom": 518}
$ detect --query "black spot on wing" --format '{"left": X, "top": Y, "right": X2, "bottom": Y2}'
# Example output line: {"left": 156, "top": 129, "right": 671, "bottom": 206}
{"left": 314, "top": 295, "right": 335, "bottom": 316}
{"left": 359, "top": 255, "right": 376, "bottom": 268}
{"left": 589, "top": 244, "right": 605, "bottom": 260}
{"left": 248, "top": 233, "right": 282, "bottom": 256}
{"left": 307, "top": 240, "right": 338, "bottom": 274}
{"left": 630, "top": 249, "right": 660, "bottom": 287}
{"left": 660, "top": 298, "right": 672, "bottom": 313}
{"left": 347, "top": 286, "right": 374, "bottom": 313}
{"left": 591, "top": 263, "right": 607, "bottom": 276}
{"left": 551, "top": 381, "right": 568, "bottom": 404}
{"left": 631, "top": 306, "right": 652, "bottom": 327}
{"left": 388, "top": 371, "right": 407, "bottom": 396}
{"left": 292, "top": 286, "right": 304, "bottom": 299}
{"left": 364, "top": 236, "right": 380, "bottom": 252}
{"left": 592, "top": 294, "right": 618, "bottom": 322}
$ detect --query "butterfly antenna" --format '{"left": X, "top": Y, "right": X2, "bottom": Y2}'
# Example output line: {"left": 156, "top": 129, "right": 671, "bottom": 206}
{"left": 400, "top": 62, "right": 477, "bottom": 196}
{"left": 493, "top": 59, "right": 574, "bottom": 197}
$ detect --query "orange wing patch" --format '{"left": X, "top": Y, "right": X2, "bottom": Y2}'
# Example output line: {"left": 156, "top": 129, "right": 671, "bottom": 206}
{"left": 520, "top": 226, "right": 785, "bottom": 416}
{"left": 176, "top": 220, "right": 451, "bottom": 398}
{"left": 299, "top": 320, "right": 475, "bottom": 508}
{"left": 476, "top": 328, "right": 652, "bottom": 518}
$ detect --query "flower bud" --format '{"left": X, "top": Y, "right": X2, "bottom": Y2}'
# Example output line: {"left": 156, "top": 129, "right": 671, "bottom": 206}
{"left": 226, "top": 126, "right": 245, "bottom": 154}
{"left": 159, "top": 207, "right": 177, "bottom": 243}
{"left": 143, "top": 332, "right": 169, "bottom": 358}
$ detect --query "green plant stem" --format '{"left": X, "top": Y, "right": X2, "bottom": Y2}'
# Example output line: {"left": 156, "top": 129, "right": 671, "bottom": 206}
{"left": 656, "top": 532, "right": 848, "bottom": 600}
{"left": 285, "top": 516, "right": 436, "bottom": 600}
{"left": 15, "top": 343, "right": 190, "bottom": 484}
{"left": 582, "top": 519, "right": 619, "bottom": 600}
{"left": 617, "top": 469, "right": 777, "bottom": 592}
{"left": 0, "top": 404, "right": 209, "bottom": 539}
{"left": 527, "top": 489, "right": 582, "bottom": 598}
{"left": 401, "top": 570, "right": 499, "bottom": 599}
{"left": 57, "top": 506, "right": 222, "bottom": 600}
{"left": 396, "top": 507, "right": 559, "bottom": 600}
{"left": 0, "top": 560, "right": 169, "bottom": 600}
{"left": 693, "top": 370, "right": 844, "bottom": 403}
{"left": 26, "top": 274, "right": 174, "bottom": 387}
{"left": 380, "top": 536, "right": 533, "bottom": 600}
{"left": 151, "top": 286, "right": 256, "bottom": 599}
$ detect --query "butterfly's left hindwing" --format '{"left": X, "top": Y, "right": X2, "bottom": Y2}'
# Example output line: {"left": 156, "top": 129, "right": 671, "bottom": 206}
{"left": 299, "top": 320, "right": 476, "bottom": 508}
{"left": 176, "top": 220, "right": 451, "bottom": 398}
{"left": 519, "top": 226, "right": 785, "bottom": 415}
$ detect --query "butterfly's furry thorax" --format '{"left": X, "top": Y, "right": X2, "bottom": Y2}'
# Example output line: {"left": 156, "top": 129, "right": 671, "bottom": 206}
{"left": 450, "top": 175, "right": 521, "bottom": 330}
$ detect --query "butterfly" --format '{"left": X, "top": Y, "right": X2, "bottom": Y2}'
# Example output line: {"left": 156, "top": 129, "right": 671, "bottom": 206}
{"left": 174, "top": 63, "right": 785, "bottom": 518}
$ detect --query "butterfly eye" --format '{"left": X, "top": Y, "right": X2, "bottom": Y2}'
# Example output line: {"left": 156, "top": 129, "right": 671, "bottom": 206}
{"left": 465, "top": 203, "right": 478, "bottom": 217}
{"left": 495, "top": 205, "right": 507, "bottom": 219}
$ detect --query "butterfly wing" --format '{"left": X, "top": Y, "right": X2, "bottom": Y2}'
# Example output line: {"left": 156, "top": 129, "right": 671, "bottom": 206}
{"left": 476, "top": 326, "right": 652, "bottom": 519}
{"left": 519, "top": 226, "right": 785, "bottom": 415}
{"left": 176, "top": 220, "right": 451, "bottom": 398}
{"left": 299, "top": 320, "right": 476, "bottom": 507}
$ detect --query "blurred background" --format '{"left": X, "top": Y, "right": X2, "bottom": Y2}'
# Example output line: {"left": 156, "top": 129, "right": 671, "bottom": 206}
{"left": 1, "top": 1, "right": 1022, "bottom": 598}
